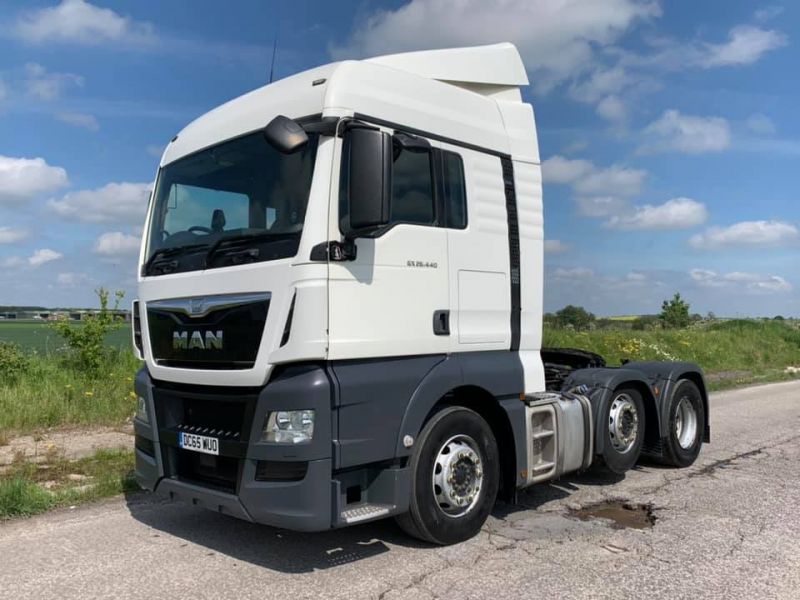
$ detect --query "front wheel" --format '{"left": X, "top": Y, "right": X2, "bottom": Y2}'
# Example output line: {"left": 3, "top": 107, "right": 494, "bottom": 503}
{"left": 599, "top": 387, "right": 646, "bottom": 474}
{"left": 395, "top": 406, "right": 499, "bottom": 545}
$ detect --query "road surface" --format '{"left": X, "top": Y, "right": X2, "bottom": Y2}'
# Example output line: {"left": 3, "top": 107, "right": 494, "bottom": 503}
{"left": 2, "top": 380, "right": 800, "bottom": 600}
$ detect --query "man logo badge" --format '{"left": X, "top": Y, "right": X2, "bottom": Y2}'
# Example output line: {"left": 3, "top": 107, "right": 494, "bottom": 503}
{"left": 189, "top": 298, "right": 205, "bottom": 316}
{"left": 173, "top": 330, "right": 223, "bottom": 350}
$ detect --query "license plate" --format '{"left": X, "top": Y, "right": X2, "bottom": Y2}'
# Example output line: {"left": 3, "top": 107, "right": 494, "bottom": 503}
{"left": 178, "top": 432, "right": 219, "bottom": 456}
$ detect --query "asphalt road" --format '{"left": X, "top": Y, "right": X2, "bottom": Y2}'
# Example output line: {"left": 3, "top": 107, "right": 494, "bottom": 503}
{"left": 2, "top": 380, "right": 800, "bottom": 600}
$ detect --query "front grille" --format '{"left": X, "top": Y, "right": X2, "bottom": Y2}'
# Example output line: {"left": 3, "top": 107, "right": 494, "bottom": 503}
{"left": 146, "top": 293, "right": 270, "bottom": 370}
{"left": 255, "top": 460, "right": 308, "bottom": 482}
{"left": 153, "top": 384, "right": 258, "bottom": 494}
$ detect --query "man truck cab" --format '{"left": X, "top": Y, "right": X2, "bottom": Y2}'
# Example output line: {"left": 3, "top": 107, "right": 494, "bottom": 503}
{"left": 133, "top": 43, "right": 708, "bottom": 544}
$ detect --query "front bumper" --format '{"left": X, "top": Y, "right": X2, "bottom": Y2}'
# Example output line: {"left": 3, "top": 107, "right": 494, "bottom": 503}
{"left": 133, "top": 364, "right": 335, "bottom": 532}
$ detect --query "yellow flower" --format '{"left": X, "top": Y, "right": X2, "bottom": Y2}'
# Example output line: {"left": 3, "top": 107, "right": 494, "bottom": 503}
{"left": 84, "top": 391, "right": 94, "bottom": 397}
{"left": 125, "top": 377, "right": 133, "bottom": 383}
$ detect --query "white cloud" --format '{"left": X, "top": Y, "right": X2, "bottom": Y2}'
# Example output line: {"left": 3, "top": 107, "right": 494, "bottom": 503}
{"left": 56, "top": 111, "right": 99, "bottom": 132}
{"left": 699, "top": 25, "right": 787, "bottom": 68}
{"left": 93, "top": 232, "right": 141, "bottom": 257}
{"left": 57, "top": 272, "right": 89, "bottom": 287}
{"left": 541, "top": 155, "right": 593, "bottom": 185}
{"left": 331, "top": 0, "right": 660, "bottom": 91}
{"left": 28, "top": 248, "right": 62, "bottom": 267}
{"left": 641, "top": 110, "right": 731, "bottom": 154}
{"left": 542, "top": 155, "right": 646, "bottom": 197}
{"left": 745, "top": 113, "right": 776, "bottom": 135}
{"left": 596, "top": 95, "right": 628, "bottom": 122}
{"left": 569, "top": 66, "right": 631, "bottom": 103}
{"left": 0, "top": 155, "right": 68, "bottom": 203}
{"left": 574, "top": 196, "right": 629, "bottom": 218}
{"left": 575, "top": 164, "right": 647, "bottom": 197}
{"left": 690, "top": 268, "right": 791, "bottom": 293}
{"left": 24, "top": 63, "right": 84, "bottom": 101}
{"left": 690, "top": 220, "right": 799, "bottom": 250}
{"left": 553, "top": 267, "right": 595, "bottom": 279}
{"left": 561, "top": 140, "right": 588, "bottom": 154}
{"left": 48, "top": 182, "right": 151, "bottom": 225}
{"left": 14, "top": 0, "right": 156, "bottom": 46}
{"left": 606, "top": 198, "right": 708, "bottom": 230}
{"left": 754, "top": 6, "right": 784, "bottom": 23}
{"left": 544, "top": 239, "right": 570, "bottom": 254}
{"left": 0, "top": 227, "right": 28, "bottom": 244}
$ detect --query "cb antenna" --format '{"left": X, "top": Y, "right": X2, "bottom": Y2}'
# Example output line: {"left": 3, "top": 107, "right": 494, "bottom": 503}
{"left": 269, "top": 33, "right": 278, "bottom": 83}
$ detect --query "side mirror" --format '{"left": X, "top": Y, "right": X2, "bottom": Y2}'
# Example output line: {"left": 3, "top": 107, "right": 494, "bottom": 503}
{"left": 264, "top": 115, "right": 308, "bottom": 154}
{"left": 344, "top": 126, "right": 392, "bottom": 235}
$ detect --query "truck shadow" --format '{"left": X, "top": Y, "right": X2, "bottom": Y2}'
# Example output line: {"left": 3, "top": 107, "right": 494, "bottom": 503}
{"left": 123, "top": 467, "right": 625, "bottom": 573}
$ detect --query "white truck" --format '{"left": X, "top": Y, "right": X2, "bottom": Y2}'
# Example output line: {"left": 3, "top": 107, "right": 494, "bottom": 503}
{"left": 132, "top": 43, "right": 708, "bottom": 544}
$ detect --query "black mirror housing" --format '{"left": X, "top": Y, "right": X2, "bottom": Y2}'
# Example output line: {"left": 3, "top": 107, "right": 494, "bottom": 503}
{"left": 264, "top": 115, "right": 309, "bottom": 154}
{"left": 344, "top": 126, "right": 392, "bottom": 234}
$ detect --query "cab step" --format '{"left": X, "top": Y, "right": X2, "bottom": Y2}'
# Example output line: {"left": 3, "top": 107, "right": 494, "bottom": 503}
{"left": 341, "top": 503, "right": 394, "bottom": 524}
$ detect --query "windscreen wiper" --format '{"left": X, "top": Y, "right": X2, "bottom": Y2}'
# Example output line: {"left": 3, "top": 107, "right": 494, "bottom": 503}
{"left": 204, "top": 232, "right": 298, "bottom": 268}
{"left": 143, "top": 243, "right": 208, "bottom": 275}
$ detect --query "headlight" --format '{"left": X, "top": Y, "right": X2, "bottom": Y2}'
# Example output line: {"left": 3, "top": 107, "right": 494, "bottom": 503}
{"left": 136, "top": 396, "right": 149, "bottom": 424}
{"left": 262, "top": 410, "right": 315, "bottom": 444}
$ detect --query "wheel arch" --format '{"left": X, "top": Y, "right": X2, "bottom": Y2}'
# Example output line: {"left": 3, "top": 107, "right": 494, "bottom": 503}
{"left": 394, "top": 353, "right": 525, "bottom": 502}
{"left": 564, "top": 367, "right": 659, "bottom": 456}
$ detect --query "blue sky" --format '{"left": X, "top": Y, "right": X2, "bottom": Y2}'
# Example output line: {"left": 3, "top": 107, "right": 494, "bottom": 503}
{"left": 0, "top": 1, "right": 797, "bottom": 316}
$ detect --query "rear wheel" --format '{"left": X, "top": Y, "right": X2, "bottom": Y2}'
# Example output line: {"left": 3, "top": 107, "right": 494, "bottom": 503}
{"left": 395, "top": 406, "right": 499, "bottom": 545}
{"left": 662, "top": 379, "right": 705, "bottom": 467}
{"left": 599, "top": 387, "right": 645, "bottom": 474}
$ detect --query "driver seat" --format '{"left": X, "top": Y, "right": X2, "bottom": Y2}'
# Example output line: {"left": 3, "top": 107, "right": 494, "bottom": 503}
{"left": 211, "top": 209, "right": 226, "bottom": 233}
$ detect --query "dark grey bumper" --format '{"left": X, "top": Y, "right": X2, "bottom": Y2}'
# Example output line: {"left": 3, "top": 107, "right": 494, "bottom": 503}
{"left": 133, "top": 364, "right": 336, "bottom": 532}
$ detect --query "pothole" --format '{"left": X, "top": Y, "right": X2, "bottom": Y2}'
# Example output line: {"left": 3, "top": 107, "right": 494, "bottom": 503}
{"left": 569, "top": 501, "right": 656, "bottom": 530}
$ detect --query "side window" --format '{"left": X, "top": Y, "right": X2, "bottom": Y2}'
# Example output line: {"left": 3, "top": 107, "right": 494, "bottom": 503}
{"left": 442, "top": 151, "right": 467, "bottom": 229}
{"left": 391, "top": 142, "right": 435, "bottom": 225}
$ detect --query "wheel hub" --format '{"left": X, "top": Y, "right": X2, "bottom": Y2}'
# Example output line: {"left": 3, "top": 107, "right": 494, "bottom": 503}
{"left": 675, "top": 396, "right": 698, "bottom": 449}
{"left": 609, "top": 393, "right": 639, "bottom": 454}
{"left": 433, "top": 435, "right": 484, "bottom": 517}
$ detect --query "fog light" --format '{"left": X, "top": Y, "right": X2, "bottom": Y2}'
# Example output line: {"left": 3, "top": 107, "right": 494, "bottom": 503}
{"left": 136, "top": 395, "right": 149, "bottom": 424}
{"left": 262, "top": 410, "right": 315, "bottom": 444}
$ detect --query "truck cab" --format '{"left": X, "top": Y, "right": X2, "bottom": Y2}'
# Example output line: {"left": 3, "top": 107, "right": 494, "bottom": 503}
{"left": 133, "top": 43, "right": 708, "bottom": 544}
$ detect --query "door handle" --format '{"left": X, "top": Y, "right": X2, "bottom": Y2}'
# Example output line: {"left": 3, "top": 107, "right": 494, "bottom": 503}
{"left": 433, "top": 310, "right": 450, "bottom": 336}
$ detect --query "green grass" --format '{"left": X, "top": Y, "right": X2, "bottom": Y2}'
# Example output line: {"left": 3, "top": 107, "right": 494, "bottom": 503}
{"left": 0, "top": 350, "right": 141, "bottom": 433}
{"left": 544, "top": 319, "right": 800, "bottom": 390}
{"left": 0, "top": 321, "right": 132, "bottom": 354}
{"left": 0, "top": 449, "right": 138, "bottom": 519}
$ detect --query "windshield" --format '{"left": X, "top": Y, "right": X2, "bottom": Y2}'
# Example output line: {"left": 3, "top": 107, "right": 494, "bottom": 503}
{"left": 145, "top": 130, "right": 319, "bottom": 276}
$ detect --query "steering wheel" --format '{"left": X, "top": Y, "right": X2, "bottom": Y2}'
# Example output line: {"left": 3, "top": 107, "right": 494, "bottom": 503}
{"left": 188, "top": 226, "right": 213, "bottom": 234}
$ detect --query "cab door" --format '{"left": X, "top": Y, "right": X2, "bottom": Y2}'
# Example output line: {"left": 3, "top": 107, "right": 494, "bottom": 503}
{"left": 327, "top": 125, "right": 450, "bottom": 361}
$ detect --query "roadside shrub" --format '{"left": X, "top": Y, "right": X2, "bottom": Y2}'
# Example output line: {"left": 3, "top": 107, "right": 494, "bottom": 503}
{"left": 0, "top": 342, "right": 28, "bottom": 381}
{"left": 555, "top": 305, "right": 595, "bottom": 330}
{"left": 632, "top": 315, "right": 661, "bottom": 331}
{"left": 50, "top": 288, "right": 125, "bottom": 375}
{"left": 659, "top": 292, "right": 691, "bottom": 329}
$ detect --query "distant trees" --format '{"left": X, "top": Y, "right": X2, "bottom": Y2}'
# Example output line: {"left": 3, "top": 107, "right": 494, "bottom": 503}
{"left": 659, "top": 292, "right": 691, "bottom": 329}
{"left": 554, "top": 305, "right": 596, "bottom": 330}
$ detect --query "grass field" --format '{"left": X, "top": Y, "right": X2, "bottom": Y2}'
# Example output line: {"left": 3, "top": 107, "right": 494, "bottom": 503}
{"left": 0, "top": 318, "right": 798, "bottom": 436}
{"left": 544, "top": 319, "right": 800, "bottom": 390}
{"left": 0, "top": 449, "right": 136, "bottom": 519}
{"left": 0, "top": 321, "right": 132, "bottom": 354}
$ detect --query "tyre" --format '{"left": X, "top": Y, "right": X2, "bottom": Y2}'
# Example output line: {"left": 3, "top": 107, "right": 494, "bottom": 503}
{"left": 395, "top": 406, "right": 500, "bottom": 545}
{"left": 662, "top": 379, "right": 705, "bottom": 467}
{"left": 599, "top": 387, "right": 646, "bottom": 474}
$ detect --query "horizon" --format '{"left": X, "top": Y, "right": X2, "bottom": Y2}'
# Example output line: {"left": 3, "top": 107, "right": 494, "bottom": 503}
{"left": 1, "top": 1, "right": 798, "bottom": 317}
